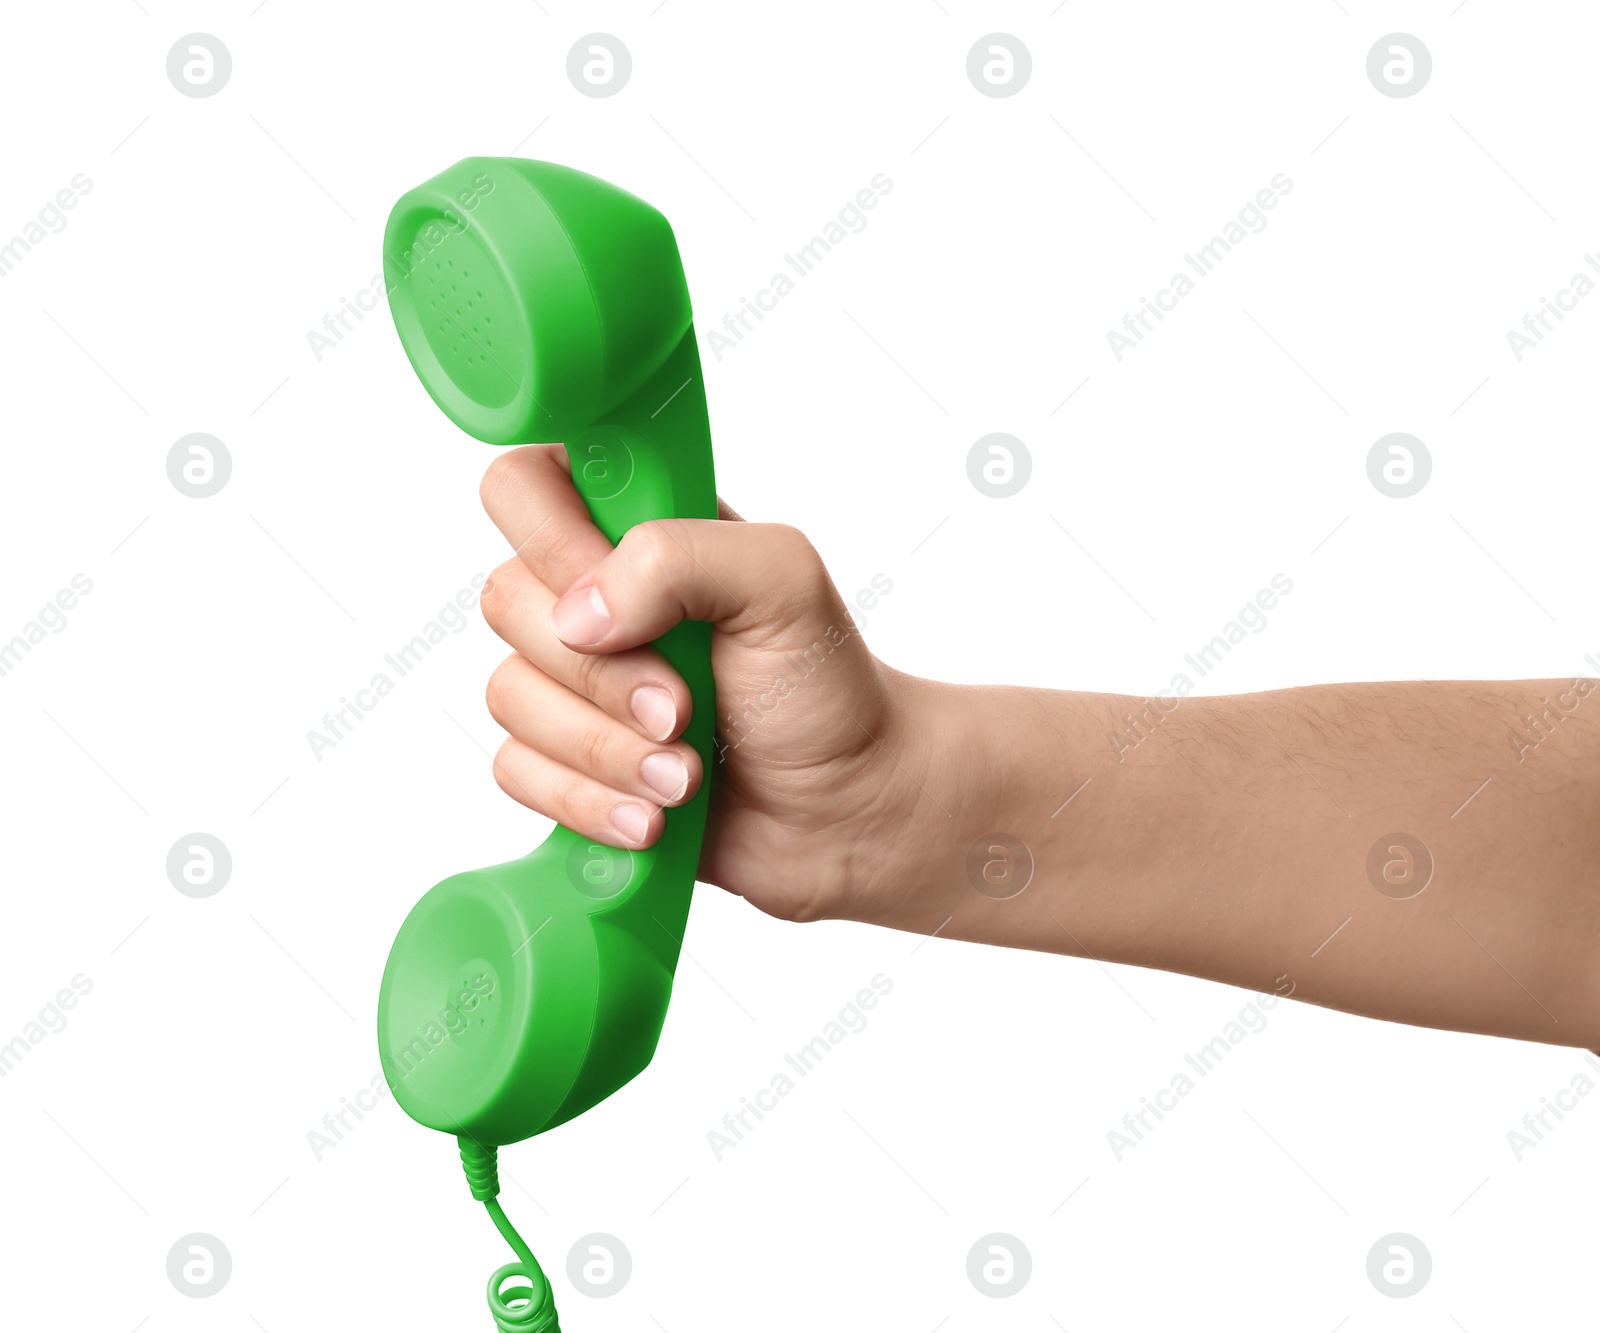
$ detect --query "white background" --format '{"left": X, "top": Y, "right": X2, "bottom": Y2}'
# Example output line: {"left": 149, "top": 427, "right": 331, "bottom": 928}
{"left": 1, "top": 1, "right": 1595, "bottom": 1328}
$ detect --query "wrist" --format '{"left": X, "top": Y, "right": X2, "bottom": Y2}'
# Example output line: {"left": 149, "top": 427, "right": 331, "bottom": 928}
{"left": 848, "top": 676, "right": 1197, "bottom": 972}
{"left": 843, "top": 671, "right": 1050, "bottom": 939}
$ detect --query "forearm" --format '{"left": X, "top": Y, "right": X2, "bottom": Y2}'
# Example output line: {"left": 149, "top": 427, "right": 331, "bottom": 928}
{"left": 873, "top": 673, "right": 1600, "bottom": 1048}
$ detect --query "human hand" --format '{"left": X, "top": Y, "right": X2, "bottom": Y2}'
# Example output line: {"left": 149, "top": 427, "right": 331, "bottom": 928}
{"left": 477, "top": 444, "right": 945, "bottom": 926}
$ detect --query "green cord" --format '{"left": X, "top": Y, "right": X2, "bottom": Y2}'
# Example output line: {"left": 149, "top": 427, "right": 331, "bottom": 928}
{"left": 459, "top": 1138, "right": 561, "bottom": 1332}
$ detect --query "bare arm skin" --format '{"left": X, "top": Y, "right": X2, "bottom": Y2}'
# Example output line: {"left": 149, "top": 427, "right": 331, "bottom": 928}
{"left": 876, "top": 677, "right": 1600, "bottom": 1048}
{"left": 478, "top": 445, "right": 1600, "bottom": 1050}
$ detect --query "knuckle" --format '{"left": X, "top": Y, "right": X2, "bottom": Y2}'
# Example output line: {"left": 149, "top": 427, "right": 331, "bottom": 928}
{"left": 490, "top": 739, "right": 521, "bottom": 791}
{"left": 774, "top": 524, "right": 823, "bottom": 577}
{"left": 479, "top": 449, "right": 522, "bottom": 512}
{"left": 622, "top": 521, "right": 678, "bottom": 587}
{"left": 492, "top": 741, "right": 543, "bottom": 814}
{"left": 484, "top": 656, "right": 521, "bottom": 722}
{"left": 558, "top": 769, "right": 592, "bottom": 819}
{"left": 759, "top": 525, "right": 829, "bottom": 624}
{"left": 539, "top": 523, "right": 582, "bottom": 583}
{"left": 574, "top": 722, "right": 614, "bottom": 777}
{"left": 570, "top": 648, "right": 608, "bottom": 701}
{"left": 479, "top": 559, "right": 520, "bottom": 629}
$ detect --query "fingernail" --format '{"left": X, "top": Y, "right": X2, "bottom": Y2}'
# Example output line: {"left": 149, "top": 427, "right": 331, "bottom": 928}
{"left": 610, "top": 801, "right": 650, "bottom": 846}
{"left": 550, "top": 584, "right": 610, "bottom": 645}
{"left": 640, "top": 752, "right": 689, "bottom": 804}
{"left": 631, "top": 686, "right": 677, "bottom": 741}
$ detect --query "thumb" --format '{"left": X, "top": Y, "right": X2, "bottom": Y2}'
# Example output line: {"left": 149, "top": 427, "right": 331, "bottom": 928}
{"left": 547, "top": 519, "right": 845, "bottom": 654}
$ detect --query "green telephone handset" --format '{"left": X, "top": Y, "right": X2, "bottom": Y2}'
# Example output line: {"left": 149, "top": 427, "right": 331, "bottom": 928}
{"left": 376, "top": 158, "right": 717, "bottom": 1330}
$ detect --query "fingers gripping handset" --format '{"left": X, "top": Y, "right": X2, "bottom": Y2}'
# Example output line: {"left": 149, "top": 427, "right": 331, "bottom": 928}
{"left": 375, "top": 158, "right": 717, "bottom": 1328}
